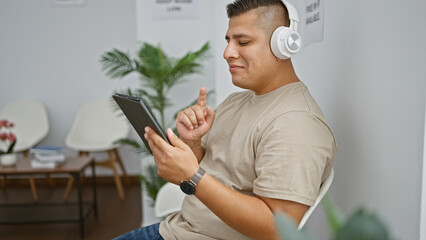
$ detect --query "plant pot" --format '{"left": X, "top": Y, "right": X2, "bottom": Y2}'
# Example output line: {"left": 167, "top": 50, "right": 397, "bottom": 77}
{"left": 1, "top": 153, "right": 17, "bottom": 166}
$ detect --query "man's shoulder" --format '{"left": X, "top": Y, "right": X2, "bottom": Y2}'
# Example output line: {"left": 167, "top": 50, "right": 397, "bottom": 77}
{"left": 215, "top": 90, "right": 252, "bottom": 110}
{"left": 276, "top": 82, "right": 324, "bottom": 116}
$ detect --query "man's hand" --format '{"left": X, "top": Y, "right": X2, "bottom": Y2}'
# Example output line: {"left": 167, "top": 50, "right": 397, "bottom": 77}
{"left": 144, "top": 127, "right": 199, "bottom": 184}
{"left": 176, "top": 87, "right": 215, "bottom": 143}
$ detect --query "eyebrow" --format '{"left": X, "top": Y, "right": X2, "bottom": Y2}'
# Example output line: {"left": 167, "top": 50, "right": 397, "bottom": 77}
{"left": 225, "top": 33, "right": 251, "bottom": 41}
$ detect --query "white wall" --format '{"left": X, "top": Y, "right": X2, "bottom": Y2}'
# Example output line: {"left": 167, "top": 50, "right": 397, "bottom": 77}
{"left": 0, "top": 0, "right": 141, "bottom": 175}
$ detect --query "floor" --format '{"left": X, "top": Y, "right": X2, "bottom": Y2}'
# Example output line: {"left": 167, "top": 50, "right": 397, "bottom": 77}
{"left": 0, "top": 176, "right": 143, "bottom": 240}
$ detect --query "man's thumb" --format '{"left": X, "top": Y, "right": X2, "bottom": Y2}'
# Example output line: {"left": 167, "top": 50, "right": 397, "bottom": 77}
{"left": 167, "top": 128, "right": 185, "bottom": 148}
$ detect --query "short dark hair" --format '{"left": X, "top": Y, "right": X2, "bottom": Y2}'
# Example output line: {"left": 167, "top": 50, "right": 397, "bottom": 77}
{"left": 226, "top": 0, "right": 286, "bottom": 18}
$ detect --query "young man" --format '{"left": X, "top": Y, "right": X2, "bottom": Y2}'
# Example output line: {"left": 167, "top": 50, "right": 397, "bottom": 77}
{"left": 114, "top": 0, "right": 336, "bottom": 239}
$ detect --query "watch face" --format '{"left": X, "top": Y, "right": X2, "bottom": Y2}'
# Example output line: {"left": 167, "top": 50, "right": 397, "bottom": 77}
{"left": 180, "top": 181, "right": 195, "bottom": 195}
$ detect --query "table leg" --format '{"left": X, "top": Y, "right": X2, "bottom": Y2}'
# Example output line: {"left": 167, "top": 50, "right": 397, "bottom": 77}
{"left": 1, "top": 175, "right": 6, "bottom": 188}
{"left": 74, "top": 172, "right": 84, "bottom": 238}
{"left": 91, "top": 160, "right": 98, "bottom": 218}
{"left": 63, "top": 176, "right": 75, "bottom": 201}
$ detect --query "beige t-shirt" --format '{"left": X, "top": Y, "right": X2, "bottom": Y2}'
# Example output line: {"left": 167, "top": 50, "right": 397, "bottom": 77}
{"left": 160, "top": 82, "right": 337, "bottom": 240}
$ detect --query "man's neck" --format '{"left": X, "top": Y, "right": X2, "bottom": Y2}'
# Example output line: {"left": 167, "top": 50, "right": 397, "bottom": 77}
{"left": 254, "top": 60, "right": 299, "bottom": 95}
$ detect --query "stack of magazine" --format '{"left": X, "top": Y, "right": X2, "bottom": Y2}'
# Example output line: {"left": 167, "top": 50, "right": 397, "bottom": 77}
{"left": 30, "top": 146, "right": 66, "bottom": 169}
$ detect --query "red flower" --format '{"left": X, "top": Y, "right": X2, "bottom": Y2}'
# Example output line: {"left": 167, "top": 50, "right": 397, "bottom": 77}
{"left": 8, "top": 133, "right": 16, "bottom": 143}
{"left": 0, "top": 120, "right": 8, "bottom": 128}
{"left": 0, "top": 120, "right": 17, "bottom": 154}
{"left": 0, "top": 133, "right": 7, "bottom": 141}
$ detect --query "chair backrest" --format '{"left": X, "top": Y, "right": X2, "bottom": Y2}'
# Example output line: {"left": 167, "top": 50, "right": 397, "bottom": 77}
{"left": 297, "top": 168, "right": 334, "bottom": 230}
{"left": 65, "top": 99, "right": 129, "bottom": 151}
{"left": 155, "top": 182, "right": 186, "bottom": 219}
{"left": 0, "top": 100, "right": 49, "bottom": 153}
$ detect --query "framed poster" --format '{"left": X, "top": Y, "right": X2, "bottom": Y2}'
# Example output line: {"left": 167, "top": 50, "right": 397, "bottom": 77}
{"left": 150, "top": 0, "right": 200, "bottom": 21}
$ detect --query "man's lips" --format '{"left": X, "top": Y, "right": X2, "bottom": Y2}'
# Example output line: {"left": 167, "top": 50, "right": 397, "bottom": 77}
{"left": 228, "top": 64, "right": 244, "bottom": 73}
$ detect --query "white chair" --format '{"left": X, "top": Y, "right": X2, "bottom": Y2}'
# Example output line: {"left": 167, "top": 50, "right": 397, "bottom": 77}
{"left": 0, "top": 100, "right": 49, "bottom": 154}
{"left": 155, "top": 182, "right": 186, "bottom": 219}
{"left": 64, "top": 99, "right": 130, "bottom": 200}
{"left": 297, "top": 168, "right": 334, "bottom": 230}
{"left": 0, "top": 100, "right": 50, "bottom": 201}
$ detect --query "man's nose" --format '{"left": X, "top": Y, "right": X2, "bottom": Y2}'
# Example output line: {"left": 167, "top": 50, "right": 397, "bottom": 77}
{"left": 223, "top": 43, "right": 238, "bottom": 60}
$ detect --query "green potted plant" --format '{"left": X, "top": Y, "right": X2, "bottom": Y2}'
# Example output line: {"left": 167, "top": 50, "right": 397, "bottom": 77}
{"left": 100, "top": 42, "right": 211, "bottom": 204}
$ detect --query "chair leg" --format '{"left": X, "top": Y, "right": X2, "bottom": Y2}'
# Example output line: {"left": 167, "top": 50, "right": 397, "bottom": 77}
{"left": 63, "top": 176, "right": 75, "bottom": 201}
{"left": 108, "top": 150, "right": 125, "bottom": 200}
{"left": 23, "top": 150, "right": 29, "bottom": 158}
{"left": 114, "top": 148, "right": 131, "bottom": 184}
{"left": 28, "top": 175, "right": 38, "bottom": 201}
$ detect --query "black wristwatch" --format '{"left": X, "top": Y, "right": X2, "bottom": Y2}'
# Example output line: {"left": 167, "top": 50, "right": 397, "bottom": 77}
{"left": 180, "top": 167, "right": 206, "bottom": 195}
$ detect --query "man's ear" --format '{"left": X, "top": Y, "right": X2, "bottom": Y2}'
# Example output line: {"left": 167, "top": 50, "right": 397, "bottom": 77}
{"left": 276, "top": 56, "right": 291, "bottom": 62}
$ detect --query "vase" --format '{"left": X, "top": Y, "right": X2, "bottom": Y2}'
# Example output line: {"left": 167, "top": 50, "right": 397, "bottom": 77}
{"left": 1, "top": 153, "right": 17, "bottom": 166}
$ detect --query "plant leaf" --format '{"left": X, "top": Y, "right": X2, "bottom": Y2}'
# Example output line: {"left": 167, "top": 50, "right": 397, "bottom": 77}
{"left": 165, "top": 42, "right": 210, "bottom": 89}
{"left": 100, "top": 49, "right": 136, "bottom": 79}
{"left": 274, "top": 213, "right": 314, "bottom": 240}
{"left": 333, "top": 208, "right": 390, "bottom": 240}
{"left": 322, "top": 194, "right": 345, "bottom": 233}
{"left": 113, "top": 138, "right": 146, "bottom": 153}
{"left": 140, "top": 163, "right": 167, "bottom": 206}
{"left": 7, "top": 139, "right": 16, "bottom": 154}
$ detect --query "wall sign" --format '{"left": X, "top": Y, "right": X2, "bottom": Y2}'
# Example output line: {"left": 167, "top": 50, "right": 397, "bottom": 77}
{"left": 52, "top": 0, "right": 86, "bottom": 6}
{"left": 287, "top": 0, "right": 324, "bottom": 47}
{"left": 150, "top": 0, "right": 200, "bottom": 21}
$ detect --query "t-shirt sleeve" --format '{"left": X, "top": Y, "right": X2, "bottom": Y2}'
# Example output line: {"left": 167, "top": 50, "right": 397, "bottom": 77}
{"left": 253, "top": 111, "right": 335, "bottom": 206}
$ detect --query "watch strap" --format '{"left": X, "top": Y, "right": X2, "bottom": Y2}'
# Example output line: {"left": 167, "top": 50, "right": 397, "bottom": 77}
{"left": 189, "top": 167, "right": 205, "bottom": 187}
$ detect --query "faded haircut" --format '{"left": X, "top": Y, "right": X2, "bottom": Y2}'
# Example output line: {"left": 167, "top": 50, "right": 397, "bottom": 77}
{"left": 226, "top": 0, "right": 290, "bottom": 36}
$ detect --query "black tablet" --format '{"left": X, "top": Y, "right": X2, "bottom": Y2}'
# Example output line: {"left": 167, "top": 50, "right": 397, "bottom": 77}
{"left": 113, "top": 93, "right": 171, "bottom": 154}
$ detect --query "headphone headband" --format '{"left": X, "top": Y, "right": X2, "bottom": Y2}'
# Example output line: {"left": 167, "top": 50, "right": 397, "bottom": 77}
{"left": 282, "top": 0, "right": 299, "bottom": 31}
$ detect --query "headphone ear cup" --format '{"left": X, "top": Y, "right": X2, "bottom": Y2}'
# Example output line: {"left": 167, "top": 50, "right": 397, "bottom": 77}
{"left": 270, "top": 26, "right": 302, "bottom": 59}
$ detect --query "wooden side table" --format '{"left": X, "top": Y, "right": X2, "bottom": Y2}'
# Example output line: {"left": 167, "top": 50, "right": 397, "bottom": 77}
{"left": 0, "top": 156, "right": 97, "bottom": 238}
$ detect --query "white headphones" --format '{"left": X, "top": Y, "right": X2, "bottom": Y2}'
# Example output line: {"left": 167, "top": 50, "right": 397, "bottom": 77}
{"left": 270, "top": 0, "right": 302, "bottom": 59}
